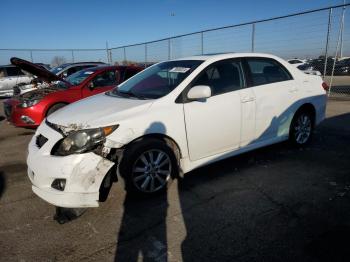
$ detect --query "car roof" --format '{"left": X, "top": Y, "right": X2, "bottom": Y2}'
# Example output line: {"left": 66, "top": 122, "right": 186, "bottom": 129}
{"left": 173, "top": 52, "right": 285, "bottom": 63}
{"left": 85, "top": 65, "right": 144, "bottom": 72}
{"left": 59, "top": 62, "right": 106, "bottom": 68}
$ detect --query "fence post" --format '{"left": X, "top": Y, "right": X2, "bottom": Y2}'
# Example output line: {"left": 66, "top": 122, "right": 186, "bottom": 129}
{"left": 168, "top": 38, "right": 171, "bottom": 60}
{"left": 123, "top": 47, "right": 126, "bottom": 65}
{"left": 105, "top": 42, "right": 109, "bottom": 63}
{"left": 30, "top": 51, "right": 33, "bottom": 62}
{"left": 324, "top": 8, "right": 332, "bottom": 81}
{"left": 71, "top": 50, "right": 75, "bottom": 63}
{"left": 251, "top": 23, "right": 255, "bottom": 52}
{"left": 201, "top": 32, "right": 204, "bottom": 55}
{"left": 145, "top": 44, "right": 148, "bottom": 67}
{"left": 109, "top": 49, "right": 113, "bottom": 64}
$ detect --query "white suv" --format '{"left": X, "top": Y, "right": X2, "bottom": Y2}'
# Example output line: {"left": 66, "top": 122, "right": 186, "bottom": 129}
{"left": 27, "top": 53, "right": 327, "bottom": 208}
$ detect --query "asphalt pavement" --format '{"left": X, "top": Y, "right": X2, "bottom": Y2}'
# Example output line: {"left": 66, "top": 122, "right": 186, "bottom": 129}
{"left": 0, "top": 99, "right": 350, "bottom": 262}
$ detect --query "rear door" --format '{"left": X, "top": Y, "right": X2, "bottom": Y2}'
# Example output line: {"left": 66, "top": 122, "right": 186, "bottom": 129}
{"left": 81, "top": 70, "right": 118, "bottom": 98}
{"left": 244, "top": 57, "right": 296, "bottom": 142}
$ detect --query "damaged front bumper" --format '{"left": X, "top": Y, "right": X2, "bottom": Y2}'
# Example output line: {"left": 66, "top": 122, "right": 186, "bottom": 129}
{"left": 27, "top": 121, "right": 115, "bottom": 208}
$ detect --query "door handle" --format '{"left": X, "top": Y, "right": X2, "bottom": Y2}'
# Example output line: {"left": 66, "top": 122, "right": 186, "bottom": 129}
{"left": 241, "top": 97, "right": 255, "bottom": 103}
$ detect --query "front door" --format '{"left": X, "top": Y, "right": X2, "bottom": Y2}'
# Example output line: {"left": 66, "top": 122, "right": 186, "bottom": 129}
{"left": 183, "top": 59, "right": 247, "bottom": 161}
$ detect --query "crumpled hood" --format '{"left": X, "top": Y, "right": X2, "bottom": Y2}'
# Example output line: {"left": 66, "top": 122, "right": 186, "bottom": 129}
{"left": 47, "top": 93, "right": 154, "bottom": 129}
{"left": 19, "top": 86, "right": 60, "bottom": 101}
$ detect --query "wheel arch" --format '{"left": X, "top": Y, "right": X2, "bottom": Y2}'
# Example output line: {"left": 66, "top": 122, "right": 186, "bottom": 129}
{"left": 126, "top": 133, "right": 182, "bottom": 161}
{"left": 294, "top": 103, "right": 316, "bottom": 127}
{"left": 45, "top": 102, "right": 69, "bottom": 117}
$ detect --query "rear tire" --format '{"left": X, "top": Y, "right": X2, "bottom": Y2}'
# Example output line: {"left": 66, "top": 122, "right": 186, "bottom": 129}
{"left": 289, "top": 110, "right": 314, "bottom": 146}
{"left": 46, "top": 103, "right": 66, "bottom": 116}
{"left": 118, "top": 138, "right": 179, "bottom": 195}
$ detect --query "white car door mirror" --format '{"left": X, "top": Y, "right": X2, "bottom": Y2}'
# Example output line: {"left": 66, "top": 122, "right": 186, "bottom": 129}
{"left": 187, "top": 85, "right": 211, "bottom": 100}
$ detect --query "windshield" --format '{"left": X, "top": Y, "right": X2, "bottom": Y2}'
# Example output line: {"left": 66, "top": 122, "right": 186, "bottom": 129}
{"left": 65, "top": 68, "right": 98, "bottom": 86}
{"left": 109, "top": 60, "right": 203, "bottom": 99}
{"left": 50, "top": 64, "right": 69, "bottom": 74}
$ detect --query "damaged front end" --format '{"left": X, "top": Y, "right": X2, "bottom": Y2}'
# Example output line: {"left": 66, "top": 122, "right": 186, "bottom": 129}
{"left": 27, "top": 120, "right": 121, "bottom": 209}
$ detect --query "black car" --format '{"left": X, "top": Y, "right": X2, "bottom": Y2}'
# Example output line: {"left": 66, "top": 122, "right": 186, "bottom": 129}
{"left": 298, "top": 58, "right": 335, "bottom": 75}
{"left": 333, "top": 58, "right": 350, "bottom": 75}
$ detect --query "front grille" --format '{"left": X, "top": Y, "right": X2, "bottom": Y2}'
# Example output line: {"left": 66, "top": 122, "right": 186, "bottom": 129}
{"left": 36, "top": 134, "right": 48, "bottom": 148}
{"left": 3, "top": 103, "right": 12, "bottom": 119}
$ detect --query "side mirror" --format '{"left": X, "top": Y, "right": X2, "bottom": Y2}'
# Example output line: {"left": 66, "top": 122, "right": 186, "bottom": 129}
{"left": 88, "top": 82, "right": 95, "bottom": 90}
{"left": 62, "top": 72, "right": 68, "bottom": 78}
{"left": 187, "top": 85, "right": 211, "bottom": 100}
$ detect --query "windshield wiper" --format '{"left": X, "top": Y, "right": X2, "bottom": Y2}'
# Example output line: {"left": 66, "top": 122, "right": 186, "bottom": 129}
{"left": 117, "top": 90, "right": 148, "bottom": 99}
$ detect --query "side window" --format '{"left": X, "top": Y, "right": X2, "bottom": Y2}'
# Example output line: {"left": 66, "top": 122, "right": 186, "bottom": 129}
{"left": 246, "top": 58, "right": 292, "bottom": 86}
{"left": 92, "top": 71, "right": 117, "bottom": 87}
{"left": 192, "top": 60, "right": 244, "bottom": 96}
{"left": 0, "top": 68, "right": 6, "bottom": 78}
{"left": 6, "top": 67, "right": 25, "bottom": 77}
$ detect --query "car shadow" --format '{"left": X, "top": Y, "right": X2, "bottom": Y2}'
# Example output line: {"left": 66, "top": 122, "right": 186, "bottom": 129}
{"left": 177, "top": 111, "right": 350, "bottom": 261}
{"left": 0, "top": 171, "right": 6, "bottom": 199}
{"left": 306, "top": 225, "right": 350, "bottom": 262}
{"left": 114, "top": 122, "right": 169, "bottom": 262}
{"left": 112, "top": 98, "right": 350, "bottom": 262}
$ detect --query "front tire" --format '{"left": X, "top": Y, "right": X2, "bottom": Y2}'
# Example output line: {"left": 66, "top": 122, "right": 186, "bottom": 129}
{"left": 289, "top": 110, "right": 313, "bottom": 146}
{"left": 119, "top": 138, "right": 179, "bottom": 195}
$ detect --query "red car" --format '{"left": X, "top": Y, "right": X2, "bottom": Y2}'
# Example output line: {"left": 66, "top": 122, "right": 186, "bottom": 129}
{"left": 3, "top": 57, "right": 143, "bottom": 128}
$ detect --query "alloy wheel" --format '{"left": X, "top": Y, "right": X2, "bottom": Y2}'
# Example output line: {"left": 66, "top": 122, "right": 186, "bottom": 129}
{"left": 132, "top": 149, "right": 172, "bottom": 193}
{"left": 294, "top": 114, "right": 312, "bottom": 144}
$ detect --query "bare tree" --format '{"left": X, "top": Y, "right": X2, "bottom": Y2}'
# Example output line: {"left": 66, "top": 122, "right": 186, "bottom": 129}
{"left": 51, "top": 56, "right": 66, "bottom": 67}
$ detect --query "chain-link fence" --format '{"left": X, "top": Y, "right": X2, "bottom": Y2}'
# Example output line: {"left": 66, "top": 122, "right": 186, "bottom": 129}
{"left": 0, "top": 49, "right": 110, "bottom": 67}
{"left": 1, "top": 3, "right": 349, "bottom": 96}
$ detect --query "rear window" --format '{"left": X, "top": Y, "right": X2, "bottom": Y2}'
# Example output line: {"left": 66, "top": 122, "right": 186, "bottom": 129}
{"left": 246, "top": 58, "right": 292, "bottom": 86}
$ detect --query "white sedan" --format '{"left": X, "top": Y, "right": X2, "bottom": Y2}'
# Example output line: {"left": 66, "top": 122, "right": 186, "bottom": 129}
{"left": 27, "top": 53, "right": 327, "bottom": 208}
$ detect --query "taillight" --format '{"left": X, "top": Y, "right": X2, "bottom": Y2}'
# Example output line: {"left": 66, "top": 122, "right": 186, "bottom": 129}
{"left": 322, "top": 82, "right": 329, "bottom": 91}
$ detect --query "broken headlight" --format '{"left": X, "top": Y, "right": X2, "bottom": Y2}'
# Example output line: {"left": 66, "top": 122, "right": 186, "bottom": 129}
{"left": 52, "top": 125, "right": 118, "bottom": 156}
